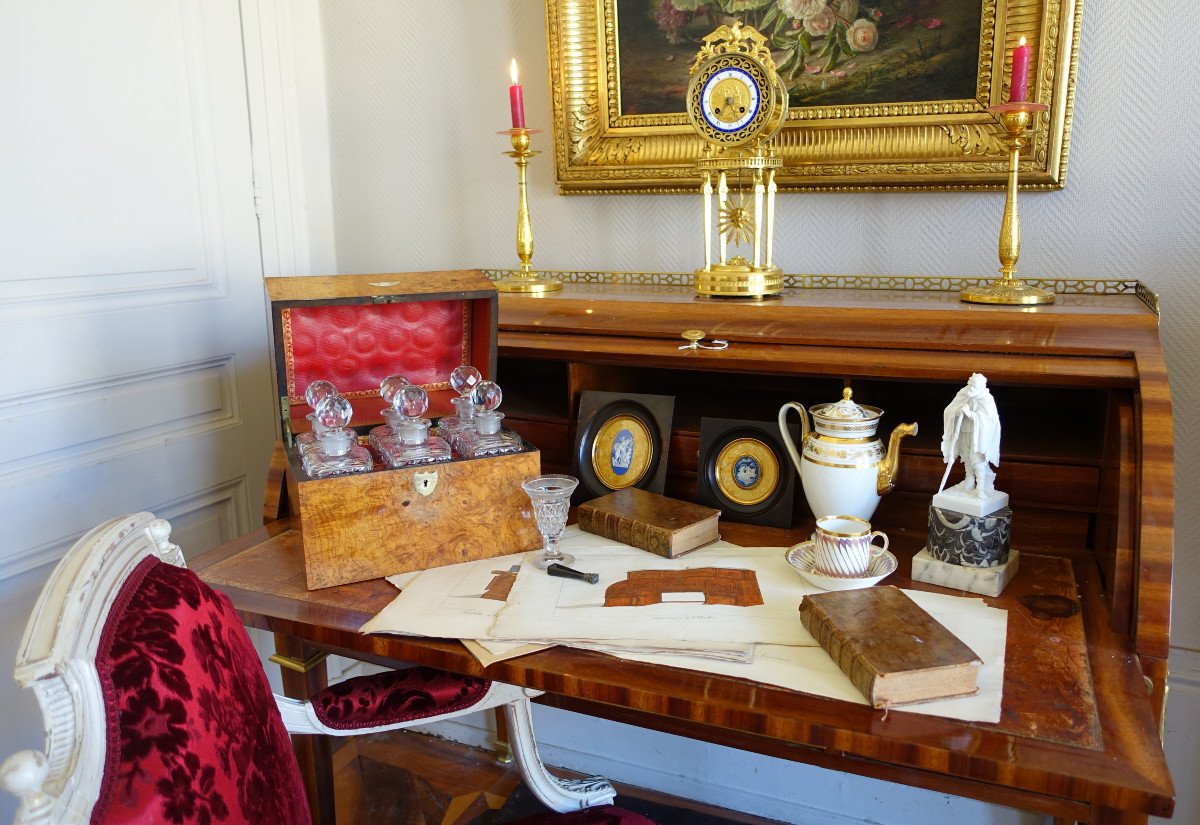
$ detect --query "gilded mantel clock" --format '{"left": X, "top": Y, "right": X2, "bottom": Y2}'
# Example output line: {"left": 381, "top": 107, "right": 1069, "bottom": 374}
{"left": 686, "top": 23, "right": 788, "bottom": 298}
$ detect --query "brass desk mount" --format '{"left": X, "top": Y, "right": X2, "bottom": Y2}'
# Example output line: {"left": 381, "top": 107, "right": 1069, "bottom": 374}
{"left": 495, "top": 128, "right": 561, "bottom": 294}
{"left": 961, "top": 103, "right": 1055, "bottom": 306}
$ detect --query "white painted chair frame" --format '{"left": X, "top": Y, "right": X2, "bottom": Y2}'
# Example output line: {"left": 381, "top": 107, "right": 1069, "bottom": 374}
{"left": 0, "top": 513, "right": 615, "bottom": 823}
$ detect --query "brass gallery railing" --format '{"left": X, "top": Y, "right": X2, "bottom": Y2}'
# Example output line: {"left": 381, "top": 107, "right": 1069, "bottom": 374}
{"left": 483, "top": 269, "right": 1159, "bottom": 314}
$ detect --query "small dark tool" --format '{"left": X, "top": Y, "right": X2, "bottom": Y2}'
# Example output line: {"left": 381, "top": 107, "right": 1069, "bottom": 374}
{"left": 546, "top": 563, "right": 599, "bottom": 584}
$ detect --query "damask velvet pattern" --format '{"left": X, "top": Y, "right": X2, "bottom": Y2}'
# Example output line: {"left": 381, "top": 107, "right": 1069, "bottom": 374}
{"left": 92, "top": 557, "right": 311, "bottom": 825}
{"left": 309, "top": 666, "right": 491, "bottom": 730}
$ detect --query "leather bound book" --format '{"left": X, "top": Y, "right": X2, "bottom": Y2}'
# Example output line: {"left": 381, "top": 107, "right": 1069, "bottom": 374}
{"left": 797, "top": 586, "right": 982, "bottom": 708}
{"left": 576, "top": 488, "right": 720, "bottom": 558}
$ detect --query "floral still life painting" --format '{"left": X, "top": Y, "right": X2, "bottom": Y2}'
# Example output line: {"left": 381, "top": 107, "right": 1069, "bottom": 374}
{"left": 546, "top": 0, "right": 1079, "bottom": 191}
{"left": 620, "top": 0, "right": 982, "bottom": 113}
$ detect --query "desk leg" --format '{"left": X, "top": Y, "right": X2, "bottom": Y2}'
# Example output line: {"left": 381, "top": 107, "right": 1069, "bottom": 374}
{"left": 272, "top": 634, "right": 334, "bottom": 825}
{"left": 492, "top": 707, "right": 513, "bottom": 764}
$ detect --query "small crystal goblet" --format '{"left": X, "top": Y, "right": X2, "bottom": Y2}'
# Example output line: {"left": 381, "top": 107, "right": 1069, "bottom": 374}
{"left": 521, "top": 475, "right": 579, "bottom": 570}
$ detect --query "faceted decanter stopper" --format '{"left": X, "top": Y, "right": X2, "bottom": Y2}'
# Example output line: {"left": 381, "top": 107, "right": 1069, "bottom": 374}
{"left": 315, "top": 395, "right": 355, "bottom": 456}
{"left": 456, "top": 380, "right": 523, "bottom": 458}
{"left": 395, "top": 386, "right": 432, "bottom": 445}
{"left": 301, "top": 394, "right": 373, "bottom": 477}
{"left": 450, "top": 365, "right": 482, "bottom": 399}
{"left": 306, "top": 379, "right": 338, "bottom": 409}
{"left": 297, "top": 380, "right": 339, "bottom": 455}
{"left": 438, "top": 365, "right": 484, "bottom": 446}
{"left": 473, "top": 380, "right": 505, "bottom": 436}
{"left": 379, "top": 374, "right": 411, "bottom": 430}
{"left": 304, "top": 379, "right": 339, "bottom": 435}
{"left": 377, "top": 385, "right": 452, "bottom": 468}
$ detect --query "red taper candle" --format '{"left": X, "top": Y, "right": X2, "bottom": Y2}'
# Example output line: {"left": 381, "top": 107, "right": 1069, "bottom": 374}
{"left": 1010, "top": 36, "right": 1031, "bottom": 103}
{"left": 509, "top": 59, "right": 525, "bottom": 129}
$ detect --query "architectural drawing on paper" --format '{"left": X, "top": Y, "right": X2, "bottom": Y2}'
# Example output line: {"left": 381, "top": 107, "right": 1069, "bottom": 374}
{"left": 483, "top": 566, "right": 520, "bottom": 602}
{"left": 604, "top": 569, "right": 764, "bottom": 607}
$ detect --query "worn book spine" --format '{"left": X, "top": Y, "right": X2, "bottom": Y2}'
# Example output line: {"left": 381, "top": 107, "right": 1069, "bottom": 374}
{"left": 798, "top": 600, "right": 881, "bottom": 705}
{"left": 576, "top": 507, "right": 674, "bottom": 557}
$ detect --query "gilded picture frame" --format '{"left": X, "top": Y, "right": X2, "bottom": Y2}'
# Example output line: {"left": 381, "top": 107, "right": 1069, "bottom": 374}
{"left": 545, "top": 0, "right": 1080, "bottom": 193}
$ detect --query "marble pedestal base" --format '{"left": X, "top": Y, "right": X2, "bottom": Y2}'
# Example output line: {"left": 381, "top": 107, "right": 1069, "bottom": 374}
{"left": 927, "top": 504, "right": 1012, "bottom": 567}
{"left": 912, "top": 547, "right": 1020, "bottom": 597}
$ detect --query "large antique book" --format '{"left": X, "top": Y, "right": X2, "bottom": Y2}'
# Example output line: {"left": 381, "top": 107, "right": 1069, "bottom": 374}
{"left": 798, "top": 586, "right": 982, "bottom": 708}
{"left": 577, "top": 488, "right": 720, "bottom": 558}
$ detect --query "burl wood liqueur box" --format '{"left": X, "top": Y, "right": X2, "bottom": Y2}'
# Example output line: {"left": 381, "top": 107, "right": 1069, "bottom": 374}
{"left": 266, "top": 271, "right": 541, "bottom": 589}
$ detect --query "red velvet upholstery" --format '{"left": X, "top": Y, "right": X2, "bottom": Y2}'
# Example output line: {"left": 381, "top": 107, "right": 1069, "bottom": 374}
{"left": 92, "top": 557, "right": 311, "bottom": 825}
{"left": 282, "top": 301, "right": 468, "bottom": 409}
{"left": 309, "top": 666, "right": 491, "bottom": 730}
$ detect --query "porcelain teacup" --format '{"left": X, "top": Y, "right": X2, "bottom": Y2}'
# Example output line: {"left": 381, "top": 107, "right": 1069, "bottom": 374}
{"left": 812, "top": 515, "right": 889, "bottom": 578}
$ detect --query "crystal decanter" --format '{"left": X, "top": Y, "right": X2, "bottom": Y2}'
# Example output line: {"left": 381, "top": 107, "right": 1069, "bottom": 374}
{"left": 300, "top": 394, "right": 374, "bottom": 478}
{"left": 376, "top": 385, "right": 453, "bottom": 469}
{"left": 296, "top": 379, "right": 338, "bottom": 457}
{"left": 367, "top": 374, "right": 411, "bottom": 456}
{"left": 434, "top": 365, "right": 483, "bottom": 449}
{"left": 454, "top": 380, "right": 524, "bottom": 458}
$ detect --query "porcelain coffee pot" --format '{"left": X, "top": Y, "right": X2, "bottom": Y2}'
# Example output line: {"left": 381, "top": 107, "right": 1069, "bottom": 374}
{"left": 778, "top": 388, "right": 917, "bottom": 521}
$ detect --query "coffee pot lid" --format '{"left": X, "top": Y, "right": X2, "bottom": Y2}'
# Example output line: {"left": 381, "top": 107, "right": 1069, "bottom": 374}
{"left": 813, "top": 388, "right": 881, "bottom": 421}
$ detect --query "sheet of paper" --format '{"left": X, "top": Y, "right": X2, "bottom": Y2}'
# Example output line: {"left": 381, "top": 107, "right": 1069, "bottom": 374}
{"left": 462, "top": 639, "right": 552, "bottom": 666}
{"left": 490, "top": 544, "right": 819, "bottom": 646}
{"left": 362, "top": 527, "right": 733, "bottom": 641}
{"left": 615, "top": 588, "right": 1007, "bottom": 724}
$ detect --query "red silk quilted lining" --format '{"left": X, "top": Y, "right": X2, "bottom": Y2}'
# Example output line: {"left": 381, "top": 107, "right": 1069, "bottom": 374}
{"left": 309, "top": 666, "right": 491, "bottom": 730}
{"left": 282, "top": 301, "right": 468, "bottom": 406}
{"left": 92, "top": 557, "right": 311, "bottom": 825}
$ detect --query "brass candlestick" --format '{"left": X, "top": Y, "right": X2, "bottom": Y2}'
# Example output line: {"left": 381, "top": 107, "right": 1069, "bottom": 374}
{"left": 961, "top": 102, "right": 1055, "bottom": 306}
{"left": 495, "top": 128, "right": 560, "bottom": 294}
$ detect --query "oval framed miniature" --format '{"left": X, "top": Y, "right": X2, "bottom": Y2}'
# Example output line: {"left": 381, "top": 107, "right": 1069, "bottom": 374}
{"left": 573, "top": 392, "right": 674, "bottom": 502}
{"left": 697, "top": 418, "right": 796, "bottom": 528}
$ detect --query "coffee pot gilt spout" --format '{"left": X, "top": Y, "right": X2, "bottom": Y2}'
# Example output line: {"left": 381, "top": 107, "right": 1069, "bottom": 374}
{"left": 778, "top": 388, "right": 917, "bottom": 521}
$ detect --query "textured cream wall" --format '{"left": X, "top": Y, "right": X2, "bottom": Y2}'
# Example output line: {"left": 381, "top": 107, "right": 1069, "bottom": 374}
{"left": 320, "top": 0, "right": 1200, "bottom": 656}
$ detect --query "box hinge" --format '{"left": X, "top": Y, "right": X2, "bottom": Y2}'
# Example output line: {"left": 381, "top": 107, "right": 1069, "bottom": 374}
{"left": 280, "top": 396, "right": 294, "bottom": 446}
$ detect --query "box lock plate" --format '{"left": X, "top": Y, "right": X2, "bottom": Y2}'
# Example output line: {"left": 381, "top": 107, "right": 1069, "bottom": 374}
{"left": 413, "top": 470, "right": 439, "bottom": 496}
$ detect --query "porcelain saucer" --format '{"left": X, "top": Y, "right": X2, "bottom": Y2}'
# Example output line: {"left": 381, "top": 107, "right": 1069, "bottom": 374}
{"left": 785, "top": 540, "right": 898, "bottom": 591}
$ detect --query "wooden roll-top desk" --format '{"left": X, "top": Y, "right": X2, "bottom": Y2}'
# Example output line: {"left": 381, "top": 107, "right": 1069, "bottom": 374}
{"left": 197, "top": 276, "right": 1175, "bottom": 823}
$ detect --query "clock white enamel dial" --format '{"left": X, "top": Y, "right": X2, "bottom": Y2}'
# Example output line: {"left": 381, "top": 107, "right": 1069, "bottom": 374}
{"left": 702, "top": 67, "right": 760, "bottom": 133}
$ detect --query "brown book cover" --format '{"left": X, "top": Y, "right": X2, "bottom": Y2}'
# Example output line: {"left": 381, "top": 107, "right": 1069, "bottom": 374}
{"left": 797, "top": 586, "right": 982, "bottom": 708}
{"left": 576, "top": 488, "right": 720, "bottom": 558}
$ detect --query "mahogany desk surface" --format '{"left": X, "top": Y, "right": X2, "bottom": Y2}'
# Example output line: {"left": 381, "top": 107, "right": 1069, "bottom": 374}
{"left": 193, "top": 519, "right": 1173, "bottom": 823}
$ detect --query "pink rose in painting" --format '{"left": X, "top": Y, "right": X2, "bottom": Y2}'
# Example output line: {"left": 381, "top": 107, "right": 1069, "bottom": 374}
{"left": 871, "top": 8, "right": 883, "bottom": 20}
{"left": 804, "top": 7, "right": 836, "bottom": 36}
{"left": 779, "top": 0, "right": 826, "bottom": 20}
{"left": 846, "top": 18, "right": 879, "bottom": 51}
{"left": 920, "top": 18, "right": 943, "bottom": 29}
{"left": 833, "top": 0, "right": 859, "bottom": 21}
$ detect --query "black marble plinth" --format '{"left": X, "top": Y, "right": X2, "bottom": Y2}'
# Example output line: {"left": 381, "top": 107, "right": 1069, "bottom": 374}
{"left": 927, "top": 504, "right": 1012, "bottom": 567}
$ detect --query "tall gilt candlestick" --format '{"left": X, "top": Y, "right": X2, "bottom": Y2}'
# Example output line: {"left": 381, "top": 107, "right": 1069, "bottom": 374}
{"left": 961, "top": 102, "right": 1054, "bottom": 306}
{"left": 495, "top": 128, "right": 561, "bottom": 294}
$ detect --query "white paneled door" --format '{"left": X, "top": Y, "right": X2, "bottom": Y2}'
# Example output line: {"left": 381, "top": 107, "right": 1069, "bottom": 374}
{"left": 0, "top": 0, "right": 275, "bottom": 576}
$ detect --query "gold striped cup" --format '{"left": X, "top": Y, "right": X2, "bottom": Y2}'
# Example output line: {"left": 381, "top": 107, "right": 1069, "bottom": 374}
{"left": 812, "top": 515, "right": 889, "bottom": 578}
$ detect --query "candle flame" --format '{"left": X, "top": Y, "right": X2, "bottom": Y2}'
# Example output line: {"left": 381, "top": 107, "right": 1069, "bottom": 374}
{"left": 510, "top": 59, "right": 519, "bottom": 85}
{"left": 1017, "top": 35, "right": 1026, "bottom": 46}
